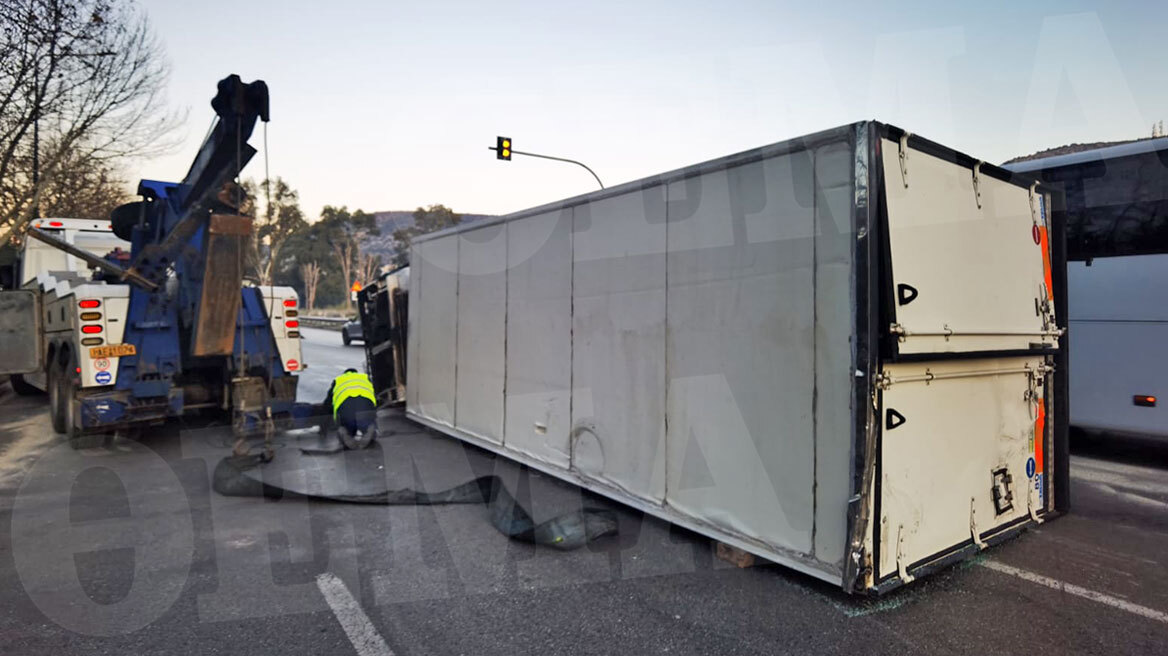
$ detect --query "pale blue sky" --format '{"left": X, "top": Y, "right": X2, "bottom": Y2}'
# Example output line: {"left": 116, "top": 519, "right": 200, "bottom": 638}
{"left": 136, "top": 0, "right": 1167, "bottom": 219}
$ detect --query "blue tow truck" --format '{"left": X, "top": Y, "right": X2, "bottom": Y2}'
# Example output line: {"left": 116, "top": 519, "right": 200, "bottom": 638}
{"left": 0, "top": 75, "right": 312, "bottom": 451}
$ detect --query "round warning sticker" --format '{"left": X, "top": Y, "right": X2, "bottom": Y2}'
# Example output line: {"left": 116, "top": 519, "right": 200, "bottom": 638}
{"left": 286, "top": 359, "right": 299, "bottom": 371}
{"left": 1025, "top": 456, "right": 1036, "bottom": 479}
{"left": 95, "top": 371, "right": 112, "bottom": 385}
{"left": 93, "top": 358, "right": 110, "bottom": 371}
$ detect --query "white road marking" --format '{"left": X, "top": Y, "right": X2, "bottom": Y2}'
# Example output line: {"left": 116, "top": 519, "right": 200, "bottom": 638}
{"left": 1073, "top": 458, "right": 1168, "bottom": 497}
{"left": 980, "top": 560, "right": 1168, "bottom": 625}
{"left": 316, "top": 572, "right": 395, "bottom": 656}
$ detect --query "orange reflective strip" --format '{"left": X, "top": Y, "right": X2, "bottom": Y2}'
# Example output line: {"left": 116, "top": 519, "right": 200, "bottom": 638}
{"left": 1034, "top": 398, "right": 1045, "bottom": 474}
{"left": 1039, "top": 226, "right": 1053, "bottom": 300}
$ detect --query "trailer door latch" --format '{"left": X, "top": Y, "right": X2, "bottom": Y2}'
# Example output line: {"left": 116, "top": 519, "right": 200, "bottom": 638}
{"left": 991, "top": 467, "right": 1014, "bottom": 515}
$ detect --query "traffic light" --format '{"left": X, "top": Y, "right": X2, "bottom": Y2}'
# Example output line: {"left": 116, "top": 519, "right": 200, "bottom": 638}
{"left": 496, "top": 136, "right": 512, "bottom": 161}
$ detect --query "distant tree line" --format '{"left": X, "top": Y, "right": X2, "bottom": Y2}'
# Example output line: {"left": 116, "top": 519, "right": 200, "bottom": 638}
{"left": 252, "top": 192, "right": 464, "bottom": 313}
{"left": 240, "top": 178, "right": 379, "bottom": 312}
{"left": 390, "top": 204, "right": 461, "bottom": 266}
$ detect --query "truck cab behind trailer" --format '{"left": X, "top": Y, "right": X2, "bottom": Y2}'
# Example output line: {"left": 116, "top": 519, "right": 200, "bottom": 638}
{"left": 18, "top": 218, "right": 131, "bottom": 287}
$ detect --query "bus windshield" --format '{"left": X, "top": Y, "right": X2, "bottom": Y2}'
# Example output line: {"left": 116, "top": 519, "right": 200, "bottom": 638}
{"left": 1004, "top": 138, "right": 1168, "bottom": 261}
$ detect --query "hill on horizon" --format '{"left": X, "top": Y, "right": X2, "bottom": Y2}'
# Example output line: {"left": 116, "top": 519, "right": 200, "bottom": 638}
{"left": 362, "top": 210, "right": 497, "bottom": 258}
{"left": 1005, "top": 134, "right": 1164, "bottom": 164}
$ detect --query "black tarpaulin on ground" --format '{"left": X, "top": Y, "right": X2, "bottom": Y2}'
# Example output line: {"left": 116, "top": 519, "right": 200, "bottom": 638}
{"left": 211, "top": 441, "right": 618, "bottom": 550}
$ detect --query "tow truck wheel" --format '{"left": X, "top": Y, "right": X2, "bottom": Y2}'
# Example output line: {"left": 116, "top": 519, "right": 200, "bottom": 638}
{"left": 60, "top": 359, "right": 79, "bottom": 444}
{"left": 48, "top": 364, "right": 66, "bottom": 434}
{"left": 62, "top": 378, "right": 80, "bottom": 446}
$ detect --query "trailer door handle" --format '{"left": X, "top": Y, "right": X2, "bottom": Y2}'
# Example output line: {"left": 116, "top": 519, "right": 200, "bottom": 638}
{"left": 885, "top": 408, "right": 906, "bottom": 430}
{"left": 897, "top": 284, "right": 918, "bottom": 306}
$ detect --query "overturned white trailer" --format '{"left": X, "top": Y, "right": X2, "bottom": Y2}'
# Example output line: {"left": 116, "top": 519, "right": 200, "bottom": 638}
{"left": 405, "top": 122, "right": 1068, "bottom": 594}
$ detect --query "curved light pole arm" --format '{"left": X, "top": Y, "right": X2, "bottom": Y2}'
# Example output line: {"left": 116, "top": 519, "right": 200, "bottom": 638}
{"left": 488, "top": 147, "right": 604, "bottom": 189}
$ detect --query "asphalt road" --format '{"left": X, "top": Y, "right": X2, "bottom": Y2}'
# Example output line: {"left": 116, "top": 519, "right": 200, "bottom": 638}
{"left": 1, "top": 329, "right": 1166, "bottom": 655}
{"left": 295, "top": 326, "right": 363, "bottom": 402}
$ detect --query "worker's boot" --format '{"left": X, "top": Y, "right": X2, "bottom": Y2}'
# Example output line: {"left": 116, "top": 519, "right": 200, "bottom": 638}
{"left": 339, "top": 424, "right": 378, "bottom": 450}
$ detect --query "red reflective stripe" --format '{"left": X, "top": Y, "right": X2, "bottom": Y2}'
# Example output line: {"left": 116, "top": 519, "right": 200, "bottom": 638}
{"left": 1034, "top": 399, "right": 1045, "bottom": 475}
{"left": 1039, "top": 226, "right": 1053, "bottom": 300}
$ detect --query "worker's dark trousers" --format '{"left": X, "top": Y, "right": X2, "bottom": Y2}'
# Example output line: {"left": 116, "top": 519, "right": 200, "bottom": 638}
{"left": 333, "top": 397, "right": 377, "bottom": 434}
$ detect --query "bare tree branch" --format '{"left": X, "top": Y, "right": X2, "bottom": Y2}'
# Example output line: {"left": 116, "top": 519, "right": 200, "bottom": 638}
{"left": 0, "top": 0, "right": 182, "bottom": 243}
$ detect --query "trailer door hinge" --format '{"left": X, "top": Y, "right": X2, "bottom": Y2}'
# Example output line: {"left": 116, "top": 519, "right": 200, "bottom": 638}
{"left": 970, "top": 498, "right": 988, "bottom": 550}
{"left": 972, "top": 161, "right": 984, "bottom": 209}
{"left": 1028, "top": 182, "right": 1043, "bottom": 229}
{"left": 889, "top": 323, "right": 906, "bottom": 343}
{"left": 1028, "top": 485, "right": 1045, "bottom": 525}
{"left": 896, "top": 524, "right": 915, "bottom": 583}
{"left": 1024, "top": 362, "right": 1056, "bottom": 417}
{"left": 898, "top": 132, "right": 911, "bottom": 188}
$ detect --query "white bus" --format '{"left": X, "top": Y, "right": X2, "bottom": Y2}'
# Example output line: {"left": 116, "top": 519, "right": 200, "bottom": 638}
{"left": 1006, "top": 137, "right": 1168, "bottom": 440}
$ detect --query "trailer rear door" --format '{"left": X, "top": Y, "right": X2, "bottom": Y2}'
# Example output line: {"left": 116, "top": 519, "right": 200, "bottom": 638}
{"left": 876, "top": 356, "right": 1051, "bottom": 583}
{"left": 880, "top": 138, "right": 1059, "bottom": 355}
{"left": 869, "top": 134, "right": 1060, "bottom": 589}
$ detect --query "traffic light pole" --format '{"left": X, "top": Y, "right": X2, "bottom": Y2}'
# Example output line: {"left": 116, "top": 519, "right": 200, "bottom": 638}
{"left": 487, "top": 146, "right": 604, "bottom": 189}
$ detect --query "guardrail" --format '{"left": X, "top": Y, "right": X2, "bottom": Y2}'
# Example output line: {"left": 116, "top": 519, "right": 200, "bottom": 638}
{"left": 299, "top": 315, "right": 350, "bottom": 330}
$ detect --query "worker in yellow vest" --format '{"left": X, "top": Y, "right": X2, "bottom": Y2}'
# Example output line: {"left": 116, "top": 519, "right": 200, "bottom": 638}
{"left": 322, "top": 368, "right": 379, "bottom": 449}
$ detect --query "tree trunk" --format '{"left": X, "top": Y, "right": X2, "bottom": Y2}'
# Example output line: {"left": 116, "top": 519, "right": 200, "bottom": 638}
{"left": 331, "top": 240, "right": 356, "bottom": 311}
{"left": 300, "top": 261, "right": 321, "bottom": 311}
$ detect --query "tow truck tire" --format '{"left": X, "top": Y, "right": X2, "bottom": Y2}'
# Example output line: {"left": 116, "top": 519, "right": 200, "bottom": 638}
{"left": 62, "top": 376, "right": 80, "bottom": 446}
{"left": 48, "top": 365, "right": 66, "bottom": 434}
{"left": 10, "top": 374, "right": 42, "bottom": 396}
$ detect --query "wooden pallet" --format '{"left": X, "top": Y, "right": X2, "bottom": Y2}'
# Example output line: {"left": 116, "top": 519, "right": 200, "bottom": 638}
{"left": 714, "top": 541, "right": 757, "bottom": 568}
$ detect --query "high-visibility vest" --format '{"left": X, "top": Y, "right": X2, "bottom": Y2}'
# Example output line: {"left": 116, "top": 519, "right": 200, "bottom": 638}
{"left": 331, "top": 371, "right": 376, "bottom": 418}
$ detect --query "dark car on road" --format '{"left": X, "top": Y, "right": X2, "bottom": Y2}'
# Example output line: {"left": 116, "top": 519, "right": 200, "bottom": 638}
{"left": 341, "top": 319, "right": 363, "bottom": 346}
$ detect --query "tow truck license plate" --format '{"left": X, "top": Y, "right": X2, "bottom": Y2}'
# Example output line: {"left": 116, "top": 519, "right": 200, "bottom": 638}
{"left": 89, "top": 344, "right": 136, "bottom": 358}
